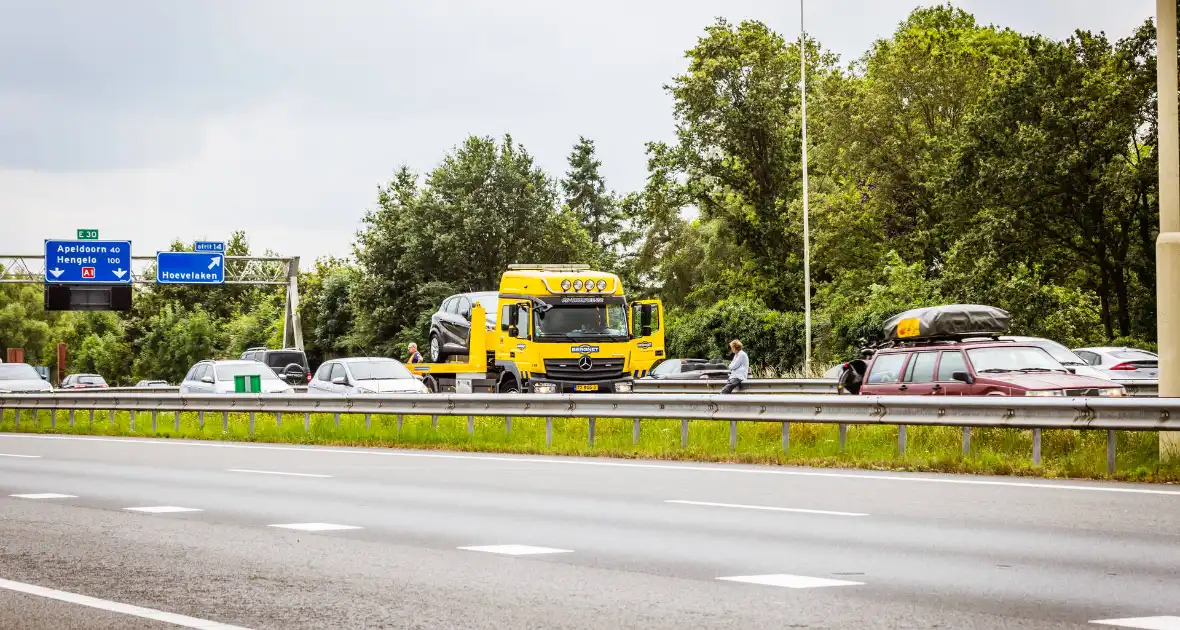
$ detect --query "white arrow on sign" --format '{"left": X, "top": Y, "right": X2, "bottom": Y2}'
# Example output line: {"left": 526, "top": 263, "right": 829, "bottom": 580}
{"left": 112, "top": 269, "right": 127, "bottom": 279}
{"left": 208, "top": 257, "right": 221, "bottom": 270}
{"left": 48, "top": 268, "right": 64, "bottom": 278}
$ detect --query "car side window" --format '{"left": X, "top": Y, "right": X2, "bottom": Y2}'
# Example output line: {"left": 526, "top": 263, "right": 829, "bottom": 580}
{"left": 329, "top": 363, "right": 347, "bottom": 383}
{"left": 937, "top": 352, "right": 968, "bottom": 381}
{"left": 314, "top": 363, "right": 332, "bottom": 381}
{"left": 867, "top": 354, "right": 907, "bottom": 384}
{"left": 1076, "top": 351, "right": 1099, "bottom": 365}
{"left": 444, "top": 298, "right": 459, "bottom": 315}
{"left": 183, "top": 367, "right": 197, "bottom": 382}
{"left": 458, "top": 297, "right": 472, "bottom": 320}
{"left": 652, "top": 361, "right": 677, "bottom": 376}
{"left": 904, "top": 352, "right": 938, "bottom": 383}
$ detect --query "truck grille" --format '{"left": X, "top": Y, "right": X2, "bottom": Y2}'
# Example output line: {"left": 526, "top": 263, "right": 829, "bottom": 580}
{"left": 542, "top": 358, "right": 625, "bottom": 382}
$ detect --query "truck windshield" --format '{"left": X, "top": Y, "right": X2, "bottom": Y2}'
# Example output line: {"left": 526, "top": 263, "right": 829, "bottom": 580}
{"left": 534, "top": 304, "right": 629, "bottom": 341}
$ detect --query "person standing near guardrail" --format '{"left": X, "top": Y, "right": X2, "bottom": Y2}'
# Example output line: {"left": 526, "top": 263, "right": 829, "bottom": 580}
{"left": 721, "top": 339, "right": 748, "bottom": 394}
{"left": 407, "top": 343, "right": 423, "bottom": 365}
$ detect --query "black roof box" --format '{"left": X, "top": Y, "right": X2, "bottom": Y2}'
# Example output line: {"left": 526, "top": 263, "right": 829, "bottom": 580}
{"left": 883, "top": 304, "right": 1010, "bottom": 341}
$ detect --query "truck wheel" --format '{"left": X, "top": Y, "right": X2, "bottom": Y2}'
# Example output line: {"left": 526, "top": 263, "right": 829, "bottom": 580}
{"left": 422, "top": 375, "right": 439, "bottom": 393}
{"left": 498, "top": 375, "right": 520, "bottom": 394}
{"left": 429, "top": 334, "right": 444, "bottom": 362}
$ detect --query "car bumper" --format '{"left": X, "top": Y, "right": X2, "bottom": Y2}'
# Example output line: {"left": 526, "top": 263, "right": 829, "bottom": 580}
{"left": 529, "top": 377, "right": 634, "bottom": 394}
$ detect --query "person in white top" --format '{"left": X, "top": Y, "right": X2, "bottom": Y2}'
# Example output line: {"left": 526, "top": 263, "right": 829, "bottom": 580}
{"left": 721, "top": 339, "right": 748, "bottom": 394}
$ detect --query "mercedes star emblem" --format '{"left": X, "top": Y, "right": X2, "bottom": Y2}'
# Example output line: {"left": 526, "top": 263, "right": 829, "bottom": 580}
{"left": 577, "top": 355, "right": 593, "bottom": 371}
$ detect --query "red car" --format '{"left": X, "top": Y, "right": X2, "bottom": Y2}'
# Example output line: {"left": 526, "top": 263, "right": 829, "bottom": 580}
{"left": 842, "top": 304, "right": 1125, "bottom": 397}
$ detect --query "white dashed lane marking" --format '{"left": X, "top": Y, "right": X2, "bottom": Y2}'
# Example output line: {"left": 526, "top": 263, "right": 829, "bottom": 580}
{"left": 458, "top": 545, "right": 574, "bottom": 556}
{"left": 666, "top": 499, "right": 868, "bottom": 517}
{"left": 0, "top": 453, "right": 40, "bottom": 458}
{"left": 268, "top": 523, "right": 362, "bottom": 532}
{"left": 717, "top": 574, "right": 865, "bottom": 589}
{"left": 1091, "top": 617, "right": 1180, "bottom": 629}
{"left": 226, "top": 469, "right": 332, "bottom": 478}
{"left": 124, "top": 506, "right": 203, "bottom": 514}
{"left": 9, "top": 493, "right": 76, "bottom": 500}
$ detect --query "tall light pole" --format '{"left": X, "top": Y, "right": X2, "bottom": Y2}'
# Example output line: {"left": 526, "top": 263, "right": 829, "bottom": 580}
{"left": 1157, "top": 0, "right": 1180, "bottom": 459}
{"left": 800, "top": 0, "right": 812, "bottom": 373}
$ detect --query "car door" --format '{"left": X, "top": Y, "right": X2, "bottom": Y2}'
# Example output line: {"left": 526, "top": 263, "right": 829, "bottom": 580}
{"left": 898, "top": 351, "right": 938, "bottom": 395}
{"left": 933, "top": 351, "right": 971, "bottom": 395}
{"left": 328, "top": 363, "right": 349, "bottom": 394}
{"left": 630, "top": 299, "right": 665, "bottom": 373}
{"left": 440, "top": 297, "right": 463, "bottom": 351}
{"left": 859, "top": 352, "right": 910, "bottom": 395}
{"left": 308, "top": 363, "right": 332, "bottom": 393}
{"left": 452, "top": 296, "right": 473, "bottom": 353}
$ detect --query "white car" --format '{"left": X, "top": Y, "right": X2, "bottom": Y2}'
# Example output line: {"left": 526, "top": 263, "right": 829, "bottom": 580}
{"left": 0, "top": 363, "right": 53, "bottom": 393}
{"left": 309, "top": 357, "right": 429, "bottom": 395}
{"left": 179, "top": 360, "right": 294, "bottom": 394}
{"left": 1072, "top": 347, "right": 1159, "bottom": 383}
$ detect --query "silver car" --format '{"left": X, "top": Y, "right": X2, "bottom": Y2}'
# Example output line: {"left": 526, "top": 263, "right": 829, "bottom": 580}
{"left": 309, "top": 357, "right": 429, "bottom": 395}
{"left": 179, "top": 360, "right": 294, "bottom": 394}
{"left": 0, "top": 363, "right": 53, "bottom": 393}
{"left": 1000, "top": 337, "right": 1111, "bottom": 381}
{"left": 1072, "top": 347, "right": 1159, "bottom": 383}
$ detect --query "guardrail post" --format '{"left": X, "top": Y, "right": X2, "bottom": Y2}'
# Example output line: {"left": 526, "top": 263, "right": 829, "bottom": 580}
{"left": 333, "top": 412, "right": 340, "bottom": 428}
{"left": 173, "top": 410, "right": 180, "bottom": 432}
{"left": 961, "top": 427, "right": 971, "bottom": 457}
{"left": 108, "top": 409, "right": 115, "bottom": 429}
{"left": 15, "top": 408, "right": 21, "bottom": 429}
{"left": 88, "top": 409, "right": 94, "bottom": 427}
{"left": 366, "top": 413, "right": 372, "bottom": 432}
{"left": 838, "top": 424, "right": 847, "bottom": 453}
{"left": 1107, "top": 430, "right": 1117, "bottom": 475}
{"left": 276, "top": 411, "right": 282, "bottom": 427}
{"left": 432, "top": 414, "right": 438, "bottom": 429}
{"left": 50, "top": 408, "right": 56, "bottom": 429}
{"left": 303, "top": 412, "right": 310, "bottom": 431}
{"left": 222, "top": 411, "right": 229, "bottom": 432}
{"left": 729, "top": 421, "right": 737, "bottom": 452}
{"left": 546, "top": 417, "right": 553, "bottom": 447}
{"left": 397, "top": 414, "right": 404, "bottom": 433}
{"left": 504, "top": 415, "right": 511, "bottom": 435}
{"left": 681, "top": 419, "right": 688, "bottom": 449}
{"left": 898, "top": 425, "right": 907, "bottom": 455}
{"left": 633, "top": 418, "right": 641, "bottom": 445}
{"left": 782, "top": 422, "right": 790, "bottom": 452}
{"left": 69, "top": 409, "right": 75, "bottom": 428}
{"left": 588, "top": 417, "right": 596, "bottom": 447}
{"left": 198, "top": 410, "right": 205, "bottom": 429}
{"left": 130, "top": 410, "right": 136, "bottom": 432}
{"left": 249, "top": 412, "right": 256, "bottom": 435}
{"left": 466, "top": 415, "right": 473, "bottom": 435}
{"left": 151, "top": 410, "right": 158, "bottom": 432}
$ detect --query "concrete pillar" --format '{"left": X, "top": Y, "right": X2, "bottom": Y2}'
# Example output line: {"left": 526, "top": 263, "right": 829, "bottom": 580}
{"left": 1158, "top": 0, "right": 1180, "bottom": 459}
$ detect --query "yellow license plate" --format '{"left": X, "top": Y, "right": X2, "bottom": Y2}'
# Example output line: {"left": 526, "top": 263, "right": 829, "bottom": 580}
{"left": 575, "top": 384, "right": 599, "bottom": 392}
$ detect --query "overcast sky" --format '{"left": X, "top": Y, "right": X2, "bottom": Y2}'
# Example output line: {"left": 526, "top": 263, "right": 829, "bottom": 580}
{"left": 0, "top": 0, "right": 1156, "bottom": 265}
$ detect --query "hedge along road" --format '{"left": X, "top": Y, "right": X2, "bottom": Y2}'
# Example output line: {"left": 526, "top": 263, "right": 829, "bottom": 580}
{"left": 1, "top": 407, "right": 1176, "bottom": 482}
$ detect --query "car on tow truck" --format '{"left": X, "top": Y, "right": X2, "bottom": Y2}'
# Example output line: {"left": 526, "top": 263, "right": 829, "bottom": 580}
{"left": 842, "top": 305, "right": 1125, "bottom": 397}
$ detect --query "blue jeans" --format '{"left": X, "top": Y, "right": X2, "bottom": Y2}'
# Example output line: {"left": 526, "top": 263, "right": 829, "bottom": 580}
{"left": 721, "top": 378, "right": 742, "bottom": 394}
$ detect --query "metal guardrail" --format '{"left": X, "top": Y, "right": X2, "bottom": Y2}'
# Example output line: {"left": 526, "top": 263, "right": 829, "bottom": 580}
{"left": 633, "top": 378, "right": 1161, "bottom": 397}
{"left": 1, "top": 392, "right": 1177, "bottom": 472}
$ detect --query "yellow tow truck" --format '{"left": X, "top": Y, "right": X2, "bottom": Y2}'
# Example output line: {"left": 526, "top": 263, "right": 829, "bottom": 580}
{"left": 409, "top": 264, "right": 664, "bottom": 393}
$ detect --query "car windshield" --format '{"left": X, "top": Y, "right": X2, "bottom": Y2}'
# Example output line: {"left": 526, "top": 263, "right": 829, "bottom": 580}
{"left": 78, "top": 375, "right": 107, "bottom": 385}
{"left": 1027, "top": 340, "right": 1085, "bottom": 365}
{"left": 347, "top": 360, "right": 414, "bottom": 381}
{"left": 1111, "top": 349, "right": 1157, "bottom": 361}
{"left": 215, "top": 364, "right": 281, "bottom": 381}
{"left": 0, "top": 364, "right": 40, "bottom": 380}
{"left": 473, "top": 295, "right": 498, "bottom": 321}
{"left": 966, "top": 347, "right": 1065, "bottom": 373}
{"left": 534, "top": 304, "right": 629, "bottom": 340}
{"left": 264, "top": 352, "right": 306, "bottom": 369}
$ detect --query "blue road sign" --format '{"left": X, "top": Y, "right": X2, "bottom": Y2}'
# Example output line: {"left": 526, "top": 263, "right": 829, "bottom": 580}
{"left": 44, "top": 240, "right": 132, "bottom": 284}
{"left": 194, "top": 241, "right": 224, "bottom": 253}
{"left": 156, "top": 251, "right": 225, "bottom": 285}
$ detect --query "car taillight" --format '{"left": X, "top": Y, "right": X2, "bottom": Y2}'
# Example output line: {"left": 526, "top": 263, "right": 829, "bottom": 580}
{"left": 306, "top": 372, "right": 312, "bottom": 383}
{"left": 1109, "top": 362, "right": 1138, "bottom": 371}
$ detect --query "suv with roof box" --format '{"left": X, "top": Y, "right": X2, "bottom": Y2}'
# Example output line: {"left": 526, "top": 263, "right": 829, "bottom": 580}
{"left": 841, "top": 305, "right": 1126, "bottom": 397}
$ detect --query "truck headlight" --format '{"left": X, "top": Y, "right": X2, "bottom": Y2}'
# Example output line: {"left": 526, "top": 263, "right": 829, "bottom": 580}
{"left": 1026, "top": 389, "right": 1065, "bottom": 397}
{"left": 573, "top": 280, "right": 583, "bottom": 290}
{"left": 533, "top": 382, "right": 557, "bottom": 394}
{"left": 561, "top": 279, "right": 572, "bottom": 291}
{"left": 596, "top": 279, "right": 607, "bottom": 291}
{"left": 1099, "top": 388, "right": 1127, "bottom": 397}
{"left": 613, "top": 382, "right": 633, "bottom": 393}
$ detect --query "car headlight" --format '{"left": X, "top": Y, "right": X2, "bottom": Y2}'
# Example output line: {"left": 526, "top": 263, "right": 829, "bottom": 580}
{"left": 561, "top": 279, "right": 572, "bottom": 291}
{"left": 533, "top": 382, "right": 557, "bottom": 394}
{"left": 1026, "top": 389, "right": 1065, "bottom": 397}
{"left": 1099, "top": 388, "right": 1127, "bottom": 397}
{"left": 613, "top": 381, "right": 632, "bottom": 393}
{"left": 596, "top": 279, "right": 607, "bottom": 291}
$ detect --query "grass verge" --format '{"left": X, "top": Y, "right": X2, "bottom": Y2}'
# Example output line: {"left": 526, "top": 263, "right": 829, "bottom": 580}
{"left": 1, "top": 407, "right": 1177, "bottom": 482}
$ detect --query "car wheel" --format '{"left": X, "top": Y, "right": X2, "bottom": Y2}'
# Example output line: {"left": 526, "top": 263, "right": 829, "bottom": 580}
{"left": 498, "top": 375, "right": 520, "bottom": 394}
{"left": 429, "top": 334, "right": 444, "bottom": 362}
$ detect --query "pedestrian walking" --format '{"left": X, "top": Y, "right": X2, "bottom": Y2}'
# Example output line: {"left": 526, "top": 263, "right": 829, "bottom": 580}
{"left": 407, "top": 342, "right": 424, "bottom": 365}
{"left": 721, "top": 339, "right": 748, "bottom": 394}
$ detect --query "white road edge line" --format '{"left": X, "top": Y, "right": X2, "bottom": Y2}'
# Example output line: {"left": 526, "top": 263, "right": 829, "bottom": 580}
{"left": 4, "top": 434, "right": 1180, "bottom": 497}
{"left": 0, "top": 576, "right": 253, "bottom": 630}
{"left": 458, "top": 545, "right": 574, "bottom": 556}
{"left": 1090, "top": 616, "right": 1180, "bottom": 630}
{"left": 717, "top": 574, "right": 864, "bottom": 589}
{"left": 268, "top": 523, "right": 361, "bottom": 531}
{"left": 226, "top": 469, "right": 332, "bottom": 478}
{"left": 666, "top": 499, "right": 868, "bottom": 517}
{"left": 0, "top": 453, "right": 40, "bottom": 458}
{"left": 124, "top": 506, "right": 203, "bottom": 514}
{"left": 9, "top": 493, "right": 76, "bottom": 500}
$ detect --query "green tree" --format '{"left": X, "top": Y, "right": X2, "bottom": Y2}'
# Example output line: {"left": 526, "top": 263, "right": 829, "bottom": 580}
{"left": 0, "top": 284, "right": 51, "bottom": 362}
{"left": 562, "top": 137, "right": 621, "bottom": 251}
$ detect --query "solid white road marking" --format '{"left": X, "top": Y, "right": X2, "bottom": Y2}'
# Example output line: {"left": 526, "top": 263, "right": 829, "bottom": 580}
{"left": 124, "top": 506, "right": 203, "bottom": 513}
{"left": 268, "top": 523, "right": 361, "bottom": 532}
{"left": 1091, "top": 617, "right": 1180, "bottom": 630}
{"left": 9, "top": 493, "right": 76, "bottom": 500}
{"left": 666, "top": 499, "right": 868, "bottom": 517}
{"left": 227, "top": 468, "right": 331, "bottom": 478}
{"left": 5, "top": 434, "right": 1180, "bottom": 496}
{"left": 458, "top": 545, "right": 574, "bottom": 556}
{"left": 717, "top": 574, "right": 864, "bottom": 589}
{"left": 0, "top": 453, "right": 40, "bottom": 458}
{"left": 0, "top": 576, "right": 253, "bottom": 630}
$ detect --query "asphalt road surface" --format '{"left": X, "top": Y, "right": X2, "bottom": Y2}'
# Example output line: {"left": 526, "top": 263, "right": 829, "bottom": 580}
{"left": 0, "top": 433, "right": 1178, "bottom": 629}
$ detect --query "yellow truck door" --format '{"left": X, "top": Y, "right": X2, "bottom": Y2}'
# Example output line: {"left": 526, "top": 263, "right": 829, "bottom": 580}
{"left": 629, "top": 299, "right": 665, "bottom": 377}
